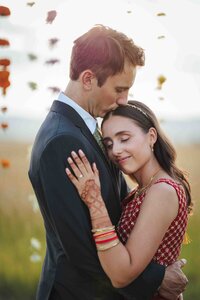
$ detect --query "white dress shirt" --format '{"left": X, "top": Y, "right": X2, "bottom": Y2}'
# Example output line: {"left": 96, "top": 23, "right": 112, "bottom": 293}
{"left": 58, "top": 92, "right": 97, "bottom": 134}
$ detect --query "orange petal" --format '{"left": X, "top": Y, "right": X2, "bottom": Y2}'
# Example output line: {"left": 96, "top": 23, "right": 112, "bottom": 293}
{"left": 1, "top": 159, "right": 10, "bottom": 168}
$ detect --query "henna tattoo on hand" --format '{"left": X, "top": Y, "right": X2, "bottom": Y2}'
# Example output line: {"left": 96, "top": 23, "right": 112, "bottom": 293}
{"left": 81, "top": 179, "right": 108, "bottom": 220}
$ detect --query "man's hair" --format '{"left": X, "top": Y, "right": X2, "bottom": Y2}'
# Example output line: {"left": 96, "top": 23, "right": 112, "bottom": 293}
{"left": 70, "top": 24, "right": 145, "bottom": 87}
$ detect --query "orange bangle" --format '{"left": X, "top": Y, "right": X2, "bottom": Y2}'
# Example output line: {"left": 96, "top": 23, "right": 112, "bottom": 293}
{"left": 93, "top": 230, "right": 116, "bottom": 240}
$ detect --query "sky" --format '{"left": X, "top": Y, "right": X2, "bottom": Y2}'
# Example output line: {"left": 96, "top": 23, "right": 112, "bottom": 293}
{"left": 0, "top": 0, "right": 200, "bottom": 121}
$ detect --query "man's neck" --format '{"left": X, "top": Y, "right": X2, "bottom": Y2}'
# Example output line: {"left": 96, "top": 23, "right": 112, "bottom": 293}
{"left": 64, "top": 81, "right": 89, "bottom": 112}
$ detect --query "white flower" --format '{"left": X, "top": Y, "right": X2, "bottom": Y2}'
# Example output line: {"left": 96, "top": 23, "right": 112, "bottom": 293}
{"left": 30, "top": 237, "right": 41, "bottom": 250}
{"left": 28, "top": 194, "right": 39, "bottom": 212}
{"left": 30, "top": 253, "right": 41, "bottom": 263}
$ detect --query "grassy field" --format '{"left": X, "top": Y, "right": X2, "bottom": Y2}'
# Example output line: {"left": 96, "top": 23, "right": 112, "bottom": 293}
{"left": 0, "top": 142, "right": 199, "bottom": 299}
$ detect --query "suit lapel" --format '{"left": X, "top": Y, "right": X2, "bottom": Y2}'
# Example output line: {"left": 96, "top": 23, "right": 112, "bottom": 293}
{"left": 50, "top": 100, "right": 109, "bottom": 164}
{"left": 50, "top": 100, "right": 121, "bottom": 203}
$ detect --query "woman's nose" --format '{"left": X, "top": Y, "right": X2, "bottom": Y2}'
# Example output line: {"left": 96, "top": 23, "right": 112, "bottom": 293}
{"left": 112, "top": 143, "right": 123, "bottom": 156}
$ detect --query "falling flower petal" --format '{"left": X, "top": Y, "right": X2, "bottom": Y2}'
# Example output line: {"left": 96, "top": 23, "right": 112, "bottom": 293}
{"left": 157, "top": 12, "right": 166, "bottom": 17}
{"left": 30, "top": 253, "right": 41, "bottom": 263}
{"left": 28, "top": 81, "right": 37, "bottom": 90}
{"left": 45, "top": 58, "right": 60, "bottom": 65}
{"left": 27, "top": 2, "right": 35, "bottom": 7}
{"left": 157, "top": 35, "right": 165, "bottom": 39}
{"left": 157, "top": 75, "right": 167, "bottom": 90}
{"left": 0, "top": 70, "right": 10, "bottom": 95}
{"left": 46, "top": 10, "right": 57, "bottom": 24}
{"left": 0, "top": 39, "right": 10, "bottom": 47}
{"left": 48, "top": 38, "right": 59, "bottom": 48}
{"left": 0, "top": 6, "right": 11, "bottom": 16}
{"left": 1, "top": 106, "right": 7, "bottom": 113}
{"left": 127, "top": 10, "right": 132, "bottom": 14}
{"left": 0, "top": 59, "right": 11, "bottom": 67}
{"left": 159, "top": 96, "right": 165, "bottom": 101}
{"left": 1, "top": 122, "right": 8, "bottom": 130}
{"left": 48, "top": 86, "right": 61, "bottom": 94}
{"left": 28, "top": 53, "right": 37, "bottom": 61}
{"left": 30, "top": 237, "right": 41, "bottom": 250}
{"left": 1, "top": 159, "right": 10, "bottom": 168}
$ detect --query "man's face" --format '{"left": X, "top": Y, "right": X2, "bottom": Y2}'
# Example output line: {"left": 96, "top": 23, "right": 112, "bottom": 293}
{"left": 89, "top": 62, "right": 137, "bottom": 118}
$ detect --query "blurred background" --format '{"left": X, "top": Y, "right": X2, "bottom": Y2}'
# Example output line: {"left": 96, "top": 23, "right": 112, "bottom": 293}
{"left": 0, "top": 0, "right": 200, "bottom": 299}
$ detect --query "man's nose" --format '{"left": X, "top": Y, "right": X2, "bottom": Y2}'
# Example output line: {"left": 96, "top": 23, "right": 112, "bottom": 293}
{"left": 117, "top": 91, "right": 129, "bottom": 105}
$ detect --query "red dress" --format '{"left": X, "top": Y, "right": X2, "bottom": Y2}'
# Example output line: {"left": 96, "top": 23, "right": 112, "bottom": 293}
{"left": 117, "top": 178, "right": 188, "bottom": 267}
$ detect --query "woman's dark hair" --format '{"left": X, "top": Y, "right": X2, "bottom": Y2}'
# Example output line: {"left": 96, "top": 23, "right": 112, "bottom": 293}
{"left": 102, "top": 100, "right": 192, "bottom": 213}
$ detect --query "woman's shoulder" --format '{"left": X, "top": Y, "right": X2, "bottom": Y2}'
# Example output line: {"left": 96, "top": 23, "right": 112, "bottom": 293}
{"left": 149, "top": 178, "right": 178, "bottom": 195}
{"left": 146, "top": 177, "right": 181, "bottom": 205}
{"left": 152, "top": 177, "right": 185, "bottom": 196}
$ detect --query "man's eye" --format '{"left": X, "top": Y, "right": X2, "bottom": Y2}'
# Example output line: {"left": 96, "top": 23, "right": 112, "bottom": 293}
{"left": 116, "top": 88, "right": 124, "bottom": 93}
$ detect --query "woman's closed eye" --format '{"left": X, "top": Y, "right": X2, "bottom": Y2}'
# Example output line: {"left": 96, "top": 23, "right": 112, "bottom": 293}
{"left": 104, "top": 142, "right": 113, "bottom": 150}
{"left": 121, "top": 137, "right": 129, "bottom": 143}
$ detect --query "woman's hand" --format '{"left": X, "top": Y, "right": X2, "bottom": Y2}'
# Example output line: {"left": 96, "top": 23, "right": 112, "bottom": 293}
{"left": 66, "top": 149, "right": 111, "bottom": 228}
{"left": 65, "top": 149, "right": 101, "bottom": 207}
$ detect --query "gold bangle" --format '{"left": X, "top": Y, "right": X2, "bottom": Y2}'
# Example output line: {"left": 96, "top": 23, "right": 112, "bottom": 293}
{"left": 91, "top": 225, "right": 115, "bottom": 233}
{"left": 97, "top": 239, "right": 120, "bottom": 251}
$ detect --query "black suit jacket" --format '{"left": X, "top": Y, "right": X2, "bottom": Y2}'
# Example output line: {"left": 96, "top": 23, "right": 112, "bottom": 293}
{"left": 28, "top": 100, "right": 165, "bottom": 300}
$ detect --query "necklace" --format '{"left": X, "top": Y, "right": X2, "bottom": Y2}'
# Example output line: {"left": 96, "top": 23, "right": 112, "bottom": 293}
{"left": 134, "top": 169, "right": 161, "bottom": 198}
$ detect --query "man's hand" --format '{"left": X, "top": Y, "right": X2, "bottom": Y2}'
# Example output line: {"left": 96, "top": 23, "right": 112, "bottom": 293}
{"left": 158, "top": 259, "right": 188, "bottom": 300}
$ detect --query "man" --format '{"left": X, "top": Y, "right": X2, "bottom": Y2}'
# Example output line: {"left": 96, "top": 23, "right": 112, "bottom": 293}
{"left": 29, "top": 24, "right": 187, "bottom": 300}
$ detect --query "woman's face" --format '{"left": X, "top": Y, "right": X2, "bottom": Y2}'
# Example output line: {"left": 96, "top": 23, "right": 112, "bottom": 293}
{"left": 102, "top": 115, "right": 156, "bottom": 175}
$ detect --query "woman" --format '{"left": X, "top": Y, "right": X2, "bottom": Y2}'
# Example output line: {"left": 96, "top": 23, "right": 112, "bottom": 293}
{"left": 65, "top": 100, "right": 192, "bottom": 299}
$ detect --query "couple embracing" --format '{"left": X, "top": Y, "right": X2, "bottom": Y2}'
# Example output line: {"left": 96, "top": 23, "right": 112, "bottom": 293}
{"left": 29, "top": 25, "right": 191, "bottom": 300}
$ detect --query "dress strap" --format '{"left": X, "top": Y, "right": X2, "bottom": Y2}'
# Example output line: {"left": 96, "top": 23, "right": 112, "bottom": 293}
{"left": 153, "top": 178, "right": 182, "bottom": 189}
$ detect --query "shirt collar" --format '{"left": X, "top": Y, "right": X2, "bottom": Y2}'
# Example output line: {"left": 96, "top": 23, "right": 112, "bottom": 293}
{"left": 58, "top": 92, "right": 97, "bottom": 134}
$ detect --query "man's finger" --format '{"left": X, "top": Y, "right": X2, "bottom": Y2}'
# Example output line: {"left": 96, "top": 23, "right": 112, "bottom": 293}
{"left": 177, "top": 258, "right": 187, "bottom": 268}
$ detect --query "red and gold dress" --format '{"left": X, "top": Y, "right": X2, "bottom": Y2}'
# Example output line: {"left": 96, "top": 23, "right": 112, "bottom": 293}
{"left": 117, "top": 178, "right": 188, "bottom": 266}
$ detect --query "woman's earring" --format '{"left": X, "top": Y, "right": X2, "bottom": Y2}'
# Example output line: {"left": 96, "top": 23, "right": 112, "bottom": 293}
{"left": 151, "top": 145, "right": 154, "bottom": 152}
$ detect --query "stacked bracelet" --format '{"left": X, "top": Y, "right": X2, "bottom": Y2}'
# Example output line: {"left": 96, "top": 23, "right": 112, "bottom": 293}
{"left": 91, "top": 225, "right": 115, "bottom": 233}
{"left": 95, "top": 240, "right": 120, "bottom": 251}
{"left": 92, "top": 225, "right": 120, "bottom": 252}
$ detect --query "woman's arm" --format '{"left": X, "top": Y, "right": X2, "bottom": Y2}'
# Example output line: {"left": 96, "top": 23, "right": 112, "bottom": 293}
{"left": 66, "top": 150, "right": 179, "bottom": 288}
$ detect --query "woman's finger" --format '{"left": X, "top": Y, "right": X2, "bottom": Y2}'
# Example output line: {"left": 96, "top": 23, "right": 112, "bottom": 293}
{"left": 78, "top": 149, "right": 93, "bottom": 173}
{"left": 67, "top": 156, "right": 83, "bottom": 179}
{"left": 71, "top": 151, "right": 89, "bottom": 175}
{"left": 65, "top": 167, "right": 79, "bottom": 186}
{"left": 92, "top": 162, "right": 99, "bottom": 175}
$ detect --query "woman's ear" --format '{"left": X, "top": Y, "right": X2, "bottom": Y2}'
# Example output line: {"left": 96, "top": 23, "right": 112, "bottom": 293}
{"left": 149, "top": 127, "right": 157, "bottom": 148}
{"left": 81, "top": 70, "right": 95, "bottom": 90}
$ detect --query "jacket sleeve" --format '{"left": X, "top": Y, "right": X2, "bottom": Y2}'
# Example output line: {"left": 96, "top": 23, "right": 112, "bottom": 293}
{"left": 39, "top": 134, "right": 105, "bottom": 278}
{"left": 118, "top": 261, "right": 165, "bottom": 300}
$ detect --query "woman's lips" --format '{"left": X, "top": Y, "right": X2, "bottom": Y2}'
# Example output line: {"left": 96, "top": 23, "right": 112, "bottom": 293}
{"left": 116, "top": 156, "right": 131, "bottom": 165}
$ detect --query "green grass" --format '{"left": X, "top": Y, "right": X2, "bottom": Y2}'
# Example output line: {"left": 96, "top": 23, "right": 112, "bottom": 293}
{"left": 0, "top": 142, "right": 199, "bottom": 299}
{"left": 180, "top": 212, "right": 200, "bottom": 299}
{"left": 0, "top": 209, "right": 45, "bottom": 300}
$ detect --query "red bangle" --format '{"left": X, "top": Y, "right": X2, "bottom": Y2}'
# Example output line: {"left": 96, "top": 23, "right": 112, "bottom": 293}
{"left": 93, "top": 230, "right": 116, "bottom": 240}
{"left": 95, "top": 235, "right": 118, "bottom": 244}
